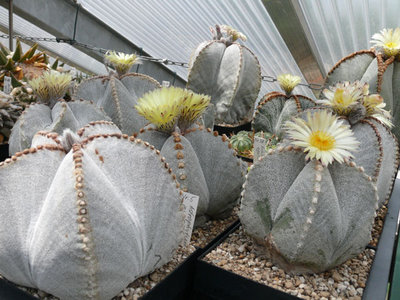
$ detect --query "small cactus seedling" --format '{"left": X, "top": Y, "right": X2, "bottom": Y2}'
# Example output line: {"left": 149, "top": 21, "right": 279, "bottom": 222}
{"left": 240, "top": 110, "right": 378, "bottom": 274}
{"left": 325, "top": 27, "right": 400, "bottom": 139}
{"left": 73, "top": 51, "right": 161, "bottom": 135}
{"left": 317, "top": 81, "right": 399, "bottom": 206}
{"left": 135, "top": 87, "right": 244, "bottom": 223}
{"left": 187, "top": 24, "right": 261, "bottom": 126}
{"left": 252, "top": 77, "right": 316, "bottom": 140}
{"left": 230, "top": 131, "right": 253, "bottom": 155}
{"left": 0, "top": 122, "right": 185, "bottom": 299}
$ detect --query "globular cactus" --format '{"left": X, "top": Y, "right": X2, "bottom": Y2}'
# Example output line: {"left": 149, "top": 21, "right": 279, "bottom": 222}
{"left": 9, "top": 100, "right": 110, "bottom": 155}
{"left": 325, "top": 27, "right": 400, "bottom": 139}
{"left": 186, "top": 24, "right": 261, "bottom": 126}
{"left": 317, "top": 81, "right": 399, "bottom": 206}
{"left": 230, "top": 131, "right": 253, "bottom": 155}
{"left": 0, "top": 121, "right": 185, "bottom": 300}
{"left": 73, "top": 51, "right": 161, "bottom": 135}
{"left": 240, "top": 110, "right": 378, "bottom": 274}
{"left": 252, "top": 75, "right": 316, "bottom": 140}
{"left": 134, "top": 87, "right": 245, "bottom": 223}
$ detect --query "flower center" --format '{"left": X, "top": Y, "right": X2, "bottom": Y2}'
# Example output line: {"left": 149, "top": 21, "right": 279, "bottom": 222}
{"left": 385, "top": 41, "right": 398, "bottom": 49}
{"left": 309, "top": 131, "right": 336, "bottom": 151}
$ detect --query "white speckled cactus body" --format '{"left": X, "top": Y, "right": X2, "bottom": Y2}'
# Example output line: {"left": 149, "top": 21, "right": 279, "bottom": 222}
{"left": 252, "top": 91, "right": 316, "bottom": 138}
{"left": 345, "top": 116, "right": 399, "bottom": 206}
{"left": 315, "top": 80, "right": 399, "bottom": 206}
{"left": 73, "top": 73, "right": 161, "bottom": 135}
{"left": 0, "top": 121, "right": 185, "bottom": 299}
{"left": 326, "top": 49, "right": 400, "bottom": 139}
{"left": 134, "top": 86, "right": 245, "bottom": 223}
{"left": 186, "top": 25, "right": 261, "bottom": 126}
{"left": 137, "top": 126, "right": 244, "bottom": 223}
{"left": 240, "top": 149, "right": 378, "bottom": 274}
{"left": 9, "top": 100, "right": 110, "bottom": 155}
{"left": 240, "top": 110, "right": 379, "bottom": 273}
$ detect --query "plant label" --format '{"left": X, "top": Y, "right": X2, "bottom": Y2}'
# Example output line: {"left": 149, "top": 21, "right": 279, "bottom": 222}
{"left": 3, "top": 76, "right": 12, "bottom": 94}
{"left": 181, "top": 191, "right": 199, "bottom": 247}
{"left": 254, "top": 136, "right": 266, "bottom": 161}
{"left": 162, "top": 81, "right": 170, "bottom": 87}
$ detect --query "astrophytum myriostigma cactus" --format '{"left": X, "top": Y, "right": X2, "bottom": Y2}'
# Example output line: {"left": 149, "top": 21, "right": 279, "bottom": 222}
{"left": 326, "top": 28, "right": 400, "bottom": 139}
{"left": 240, "top": 110, "right": 378, "bottom": 274}
{"left": 0, "top": 121, "right": 185, "bottom": 300}
{"left": 317, "top": 81, "right": 399, "bottom": 206}
{"left": 252, "top": 74, "right": 316, "bottom": 141}
{"left": 9, "top": 70, "right": 110, "bottom": 155}
{"left": 73, "top": 51, "right": 161, "bottom": 135}
{"left": 9, "top": 100, "right": 110, "bottom": 155}
{"left": 134, "top": 87, "right": 245, "bottom": 223}
{"left": 187, "top": 25, "right": 261, "bottom": 126}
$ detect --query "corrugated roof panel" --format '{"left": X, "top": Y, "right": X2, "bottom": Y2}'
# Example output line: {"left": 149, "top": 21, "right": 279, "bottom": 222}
{"left": 298, "top": 0, "right": 400, "bottom": 73}
{"left": 79, "top": 0, "right": 315, "bottom": 100}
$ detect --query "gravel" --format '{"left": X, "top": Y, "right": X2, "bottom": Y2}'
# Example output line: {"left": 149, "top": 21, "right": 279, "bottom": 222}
{"left": 202, "top": 204, "right": 388, "bottom": 300}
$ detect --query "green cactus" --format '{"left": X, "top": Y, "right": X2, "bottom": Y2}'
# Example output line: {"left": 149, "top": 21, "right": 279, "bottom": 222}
{"left": 0, "top": 121, "right": 185, "bottom": 299}
{"left": 325, "top": 28, "right": 400, "bottom": 139}
{"left": 240, "top": 110, "right": 378, "bottom": 273}
{"left": 186, "top": 24, "right": 261, "bottom": 126}
{"left": 230, "top": 131, "right": 253, "bottom": 155}
{"left": 134, "top": 86, "right": 244, "bottom": 222}
{"left": 252, "top": 91, "right": 316, "bottom": 139}
{"left": 73, "top": 51, "right": 161, "bottom": 135}
{"left": 9, "top": 100, "right": 110, "bottom": 155}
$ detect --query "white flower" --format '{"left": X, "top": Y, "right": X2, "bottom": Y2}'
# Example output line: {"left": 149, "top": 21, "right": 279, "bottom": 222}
{"left": 371, "top": 28, "right": 400, "bottom": 57}
{"left": 220, "top": 25, "right": 247, "bottom": 42}
{"left": 362, "top": 94, "right": 393, "bottom": 127}
{"left": 285, "top": 110, "right": 359, "bottom": 166}
{"left": 104, "top": 51, "right": 138, "bottom": 75}
{"left": 277, "top": 74, "right": 301, "bottom": 94}
{"left": 318, "top": 81, "right": 367, "bottom": 115}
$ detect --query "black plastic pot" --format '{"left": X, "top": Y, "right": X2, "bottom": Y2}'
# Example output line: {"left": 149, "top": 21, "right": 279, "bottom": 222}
{"left": 192, "top": 179, "right": 400, "bottom": 300}
{"left": 0, "top": 143, "right": 9, "bottom": 161}
{"left": 214, "top": 123, "right": 252, "bottom": 136}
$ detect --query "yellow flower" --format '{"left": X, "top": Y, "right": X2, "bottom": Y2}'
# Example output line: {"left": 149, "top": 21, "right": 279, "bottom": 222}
{"left": 179, "top": 91, "right": 210, "bottom": 131}
{"left": 104, "top": 51, "right": 138, "bottom": 75}
{"left": 28, "top": 70, "right": 72, "bottom": 105}
{"left": 220, "top": 25, "right": 247, "bottom": 42}
{"left": 371, "top": 28, "right": 400, "bottom": 57}
{"left": 135, "top": 87, "right": 183, "bottom": 132}
{"left": 285, "top": 110, "right": 359, "bottom": 166}
{"left": 362, "top": 94, "right": 393, "bottom": 127}
{"left": 277, "top": 74, "right": 301, "bottom": 95}
{"left": 318, "top": 81, "right": 367, "bottom": 115}
{"left": 135, "top": 87, "right": 210, "bottom": 132}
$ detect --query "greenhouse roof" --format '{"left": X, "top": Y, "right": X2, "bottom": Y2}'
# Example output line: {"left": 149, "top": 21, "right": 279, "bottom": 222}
{"left": 0, "top": 0, "right": 399, "bottom": 102}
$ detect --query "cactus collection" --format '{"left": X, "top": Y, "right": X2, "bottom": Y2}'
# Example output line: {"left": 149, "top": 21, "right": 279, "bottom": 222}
{"left": 0, "top": 21, "right": 399, "bottom": 299}
{"left": 326, "top": 28, "right": 400, "bottom": 139}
